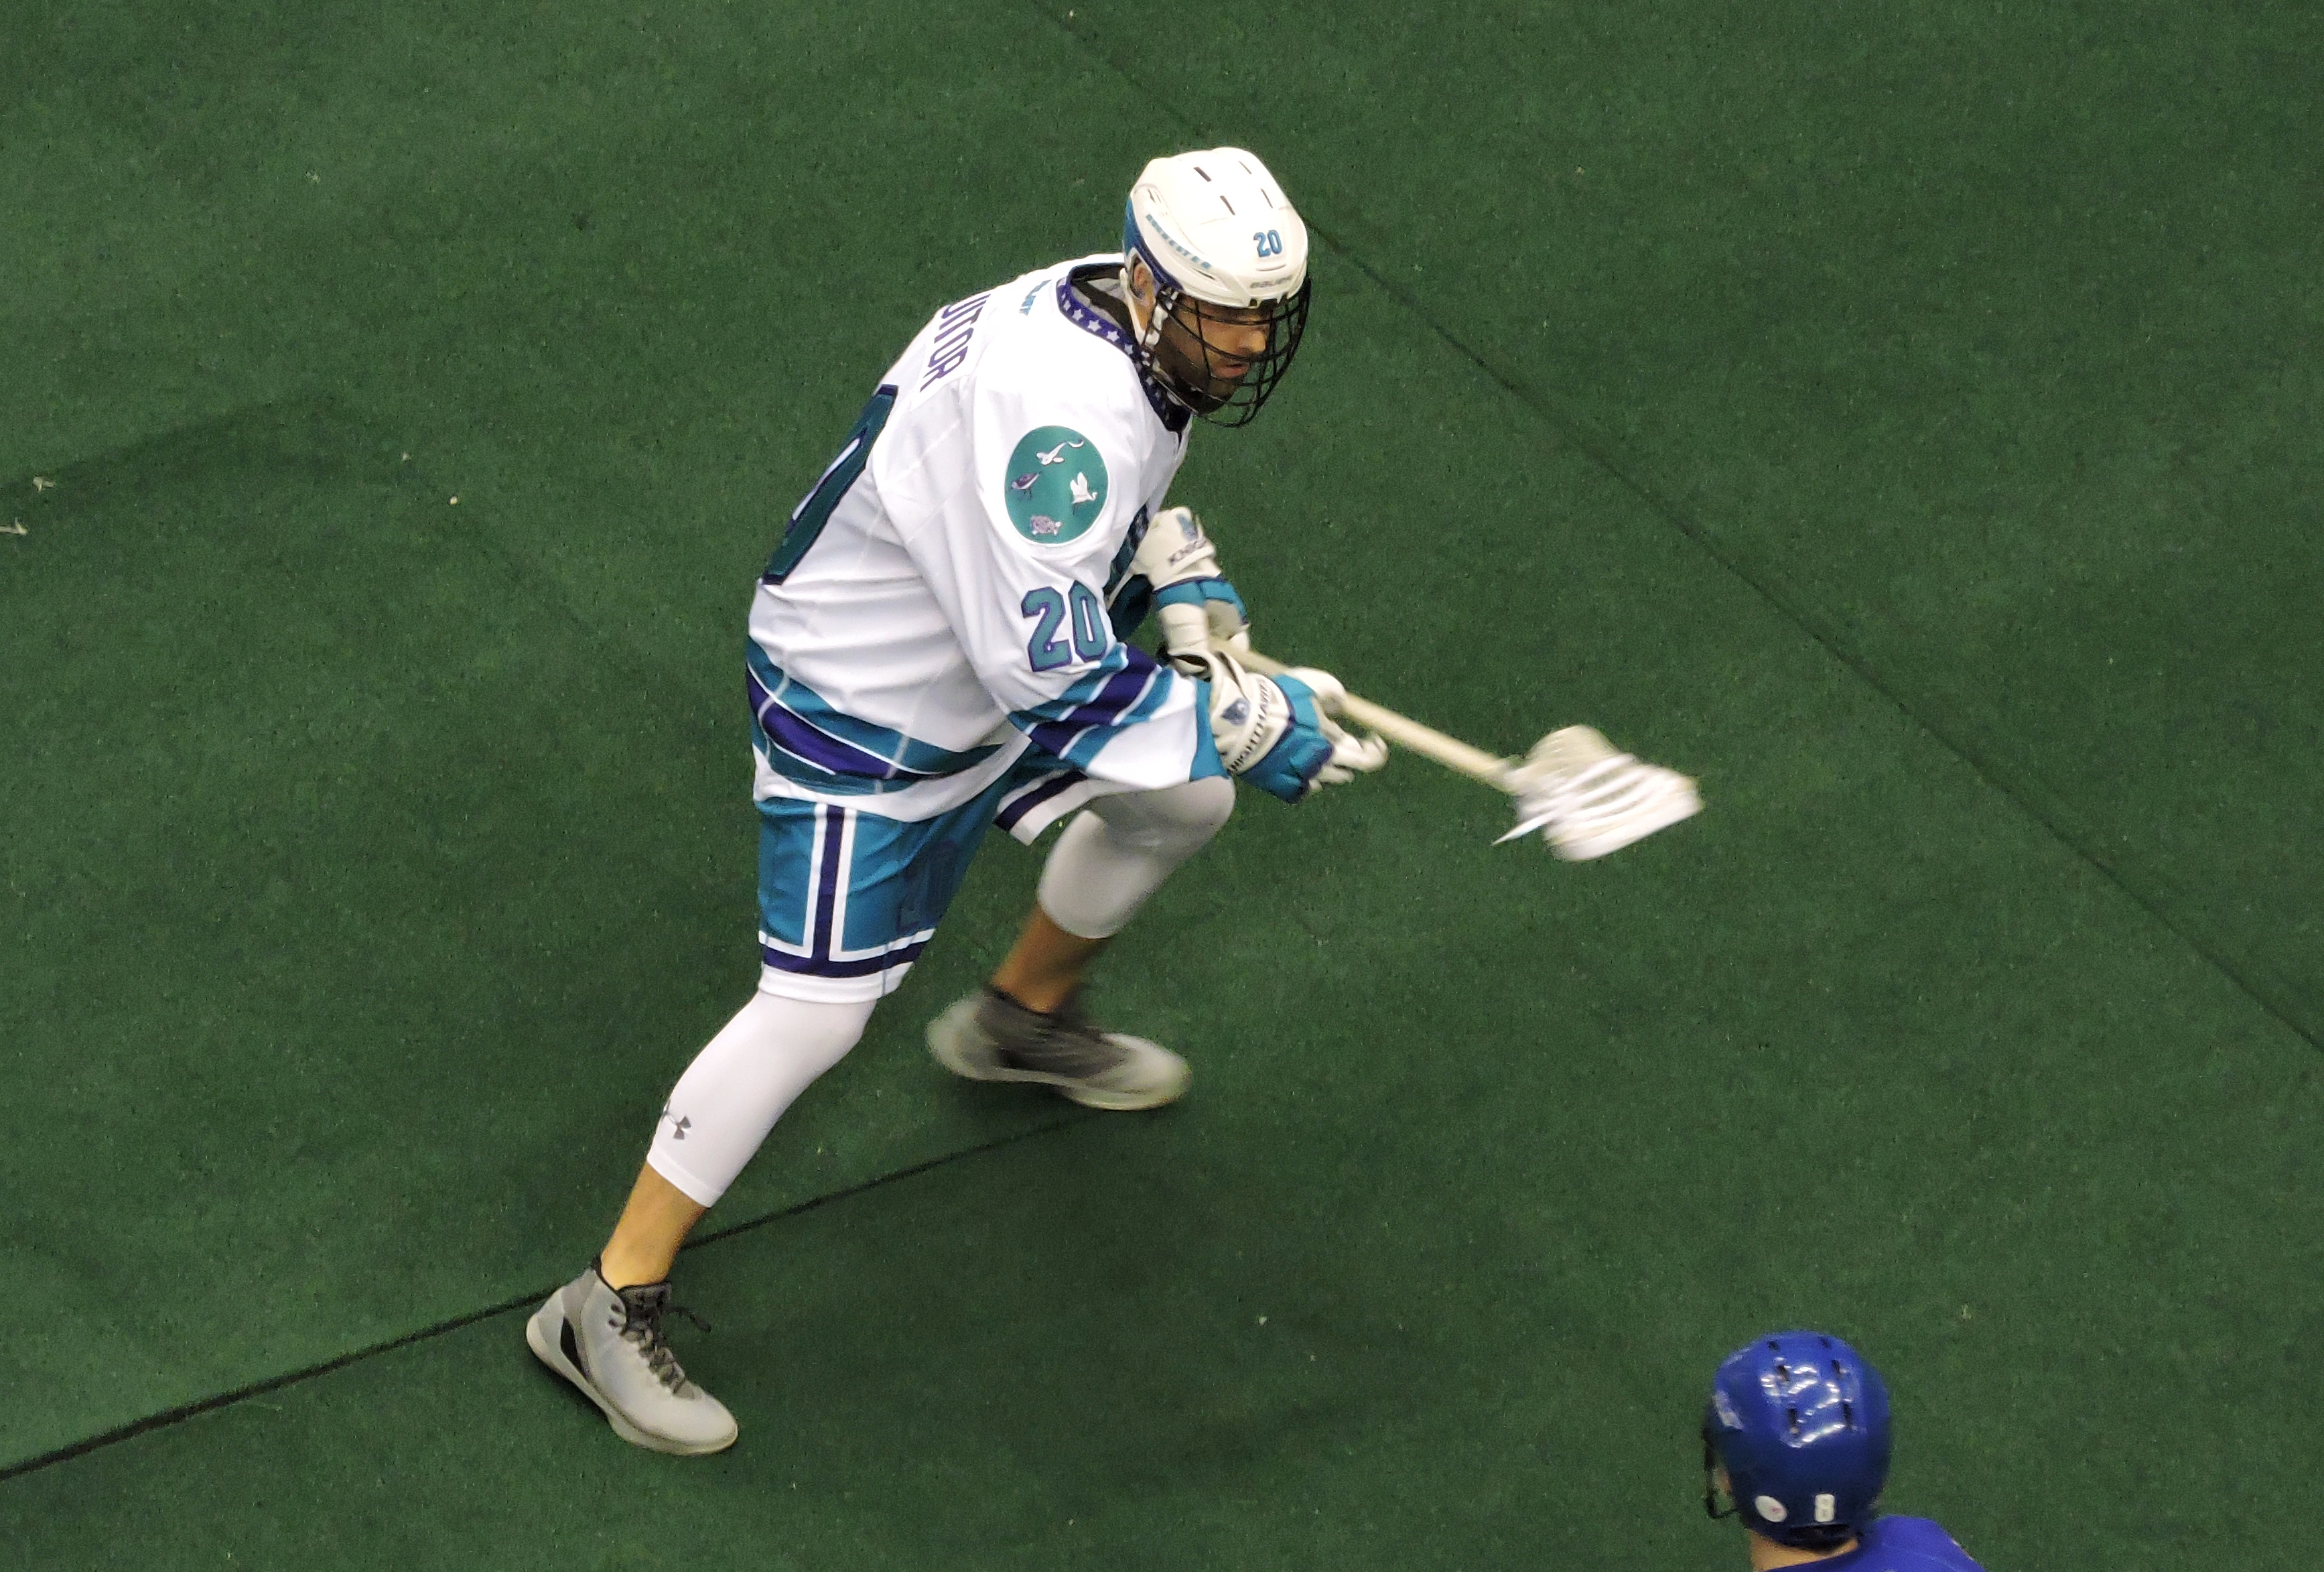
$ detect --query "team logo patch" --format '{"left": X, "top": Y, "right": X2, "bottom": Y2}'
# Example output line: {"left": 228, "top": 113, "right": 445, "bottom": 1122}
{"left": 1004, "top": 426, "right": 1107, "bottom": 544}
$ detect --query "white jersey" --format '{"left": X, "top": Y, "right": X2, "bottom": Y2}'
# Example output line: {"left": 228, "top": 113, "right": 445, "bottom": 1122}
{"left": 745, "top": 254, "right": 1219, "bottom": 823}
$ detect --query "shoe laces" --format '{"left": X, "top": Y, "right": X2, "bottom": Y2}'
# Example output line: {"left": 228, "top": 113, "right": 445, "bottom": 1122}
{"left": 610, "top": 1282, "right": 712, "bottom": 1394}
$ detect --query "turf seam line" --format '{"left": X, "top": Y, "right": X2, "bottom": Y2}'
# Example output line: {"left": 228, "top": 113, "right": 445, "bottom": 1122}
{"left": 682, "top": 1110, "right": 1094, "bottom": 1253}
{"left": 1290, "top": 251, "right": 2324, "bottom": 1055}
{"left": 1032, "top": 4, "right": 2320, "bottom": 1057}
{"left": 0, "top": 1112, "right": 1089, "bottom": 1486}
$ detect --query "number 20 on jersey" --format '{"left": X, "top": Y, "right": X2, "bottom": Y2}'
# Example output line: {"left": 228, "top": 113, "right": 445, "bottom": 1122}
{"left": 1021, "top": 583, "right": 1108, "bottom": 671}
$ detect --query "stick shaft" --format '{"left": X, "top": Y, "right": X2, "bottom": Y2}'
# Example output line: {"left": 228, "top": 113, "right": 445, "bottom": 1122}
{"left": 1235, "top": 647, "right": 1513, "bottom": 787}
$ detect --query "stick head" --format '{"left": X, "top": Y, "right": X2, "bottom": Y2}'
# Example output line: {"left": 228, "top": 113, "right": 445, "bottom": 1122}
{"left": 1495, "top": 726, "right": 1703, "bottom": 859}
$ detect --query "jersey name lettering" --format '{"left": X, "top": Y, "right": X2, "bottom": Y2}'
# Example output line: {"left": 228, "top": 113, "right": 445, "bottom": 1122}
{"left": 920, "top": 292, "right": 991, "bottom": 388}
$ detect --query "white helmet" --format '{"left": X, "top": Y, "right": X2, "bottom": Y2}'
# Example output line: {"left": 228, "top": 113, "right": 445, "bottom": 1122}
{"left": 1123, "top": 147, "right": 1310, "bottom": 308}
{"left": 1121, "top": 147, "right": 1314, "bottom": 425}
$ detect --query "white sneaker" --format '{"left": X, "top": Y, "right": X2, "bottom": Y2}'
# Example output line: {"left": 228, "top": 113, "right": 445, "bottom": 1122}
{"left": 527, "top": 1263, "right": 738, "bottom": 1455}
{"left": 928, "top": 987, "right": 1189, "bottom": 1111}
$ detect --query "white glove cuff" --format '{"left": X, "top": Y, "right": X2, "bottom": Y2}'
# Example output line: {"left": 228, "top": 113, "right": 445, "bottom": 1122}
{"left": 1130, "top": 506, "right": 1223, "bottom": 587}
{"left": 1156, "top": 602, "right": 1214, "bottom": 671}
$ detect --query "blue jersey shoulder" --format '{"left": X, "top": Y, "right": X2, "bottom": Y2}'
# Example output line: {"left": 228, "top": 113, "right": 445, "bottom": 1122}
{"left": 1843, "top": 1515, "right": 1986, "bottom": 1571}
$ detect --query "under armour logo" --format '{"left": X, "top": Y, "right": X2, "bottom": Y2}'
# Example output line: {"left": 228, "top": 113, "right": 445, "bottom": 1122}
{"left": 662, "top": 1104, "right": 692, "bottom": 1141}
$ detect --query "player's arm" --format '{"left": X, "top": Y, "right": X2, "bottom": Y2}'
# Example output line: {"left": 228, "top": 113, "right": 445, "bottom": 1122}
{"left": 994, "top": 568, "right": 1374, "bottom": 803}
{"left": 1109, "top": 505, "right": 1250, "bottom": 666}
{"left": 890, "top": 411, "right": 1371, "bottom": 801}
{"left": 1000, "top": 582, "right": 1211, "bottom": 792}
{"left": 1112, "top": 506, "right": 1383, "bottom": 797}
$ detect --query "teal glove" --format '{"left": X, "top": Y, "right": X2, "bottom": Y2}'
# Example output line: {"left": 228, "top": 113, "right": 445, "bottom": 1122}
{"left": 1199, "top": 653, "right": 1389, "bottom": 803}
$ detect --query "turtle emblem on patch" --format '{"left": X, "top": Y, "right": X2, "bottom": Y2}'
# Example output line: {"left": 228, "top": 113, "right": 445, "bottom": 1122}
{"left": 1004, "top": 427, "right": 1107, "bottom": 544}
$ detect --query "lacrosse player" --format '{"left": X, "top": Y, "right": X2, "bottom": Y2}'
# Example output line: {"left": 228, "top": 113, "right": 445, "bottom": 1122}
{"left": 527, "top": 148, "right": 1385, "bottom": 1453}
{"left": 1704, "top": 1331, "right": 1987, "bottom": 1571}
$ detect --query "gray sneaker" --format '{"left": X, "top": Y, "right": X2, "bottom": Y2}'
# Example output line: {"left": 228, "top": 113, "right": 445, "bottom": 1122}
{"left": 526, "top": 1263, "right": 738, "bottom": 1455}
{"left": 928, "top": 987, "right": 1190, "bottom": 1110}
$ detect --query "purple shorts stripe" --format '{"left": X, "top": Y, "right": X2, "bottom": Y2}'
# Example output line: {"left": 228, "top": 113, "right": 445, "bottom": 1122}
{"left": 994, "top": 769, "right": 1086, "bottom": 834}
{"left": 760, "top": 938, "right": 930, "bottom": 979}
{"left": 810, "top": 806, "right": 845, "bottom": 957}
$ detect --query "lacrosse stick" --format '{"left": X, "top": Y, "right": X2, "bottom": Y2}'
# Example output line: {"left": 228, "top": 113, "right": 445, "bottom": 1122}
{"left": 1232, "top": 647, "right": 1702, "bottom": 859}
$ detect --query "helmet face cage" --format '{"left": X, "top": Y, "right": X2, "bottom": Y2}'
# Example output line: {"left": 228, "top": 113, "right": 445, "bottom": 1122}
{"left": 1148, "top": 279, "right": 1312, "bottom": 427}
{"left": 1123, "top": 208, "right": 1312, "bottom": 428}
{"left": 1700, "top": 1426, "right": 1738, "bottom": 1522}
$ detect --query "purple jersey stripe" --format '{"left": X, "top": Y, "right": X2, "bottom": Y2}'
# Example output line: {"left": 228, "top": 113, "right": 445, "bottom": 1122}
{"left": 1020, "top": 656, "right": 1163, "bottom": 761}
{"left": 1053, "top": 657, "right": 1158, "bottom": 730}
{"left": 749, "top": 667, "right": 911, "bottom": 780}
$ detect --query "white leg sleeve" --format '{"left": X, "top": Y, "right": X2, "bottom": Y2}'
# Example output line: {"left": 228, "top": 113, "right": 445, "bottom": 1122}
{"left": 645, "top": 990, "right": 876, "bottom": 1207}
{"left": 1034, "top": 775, "right": 1235, "bottom": 941}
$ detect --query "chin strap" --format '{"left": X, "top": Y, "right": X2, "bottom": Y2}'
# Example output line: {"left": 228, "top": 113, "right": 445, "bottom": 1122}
{"left": 1121, "top": 258, "right": 1194, "bottom": 413}
{"left": 1121, "top": 259, "right": 1159, "bottom": 346}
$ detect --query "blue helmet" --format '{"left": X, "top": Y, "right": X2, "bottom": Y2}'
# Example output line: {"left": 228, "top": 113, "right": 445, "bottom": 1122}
{"left": 1702, "top": 1331, "right": 1892, "bottom": 1551}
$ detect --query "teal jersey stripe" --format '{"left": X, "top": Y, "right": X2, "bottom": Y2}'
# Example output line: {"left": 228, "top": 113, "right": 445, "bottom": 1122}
{"left": 1010, "top": 644, "right": 1178, "bottom": 770}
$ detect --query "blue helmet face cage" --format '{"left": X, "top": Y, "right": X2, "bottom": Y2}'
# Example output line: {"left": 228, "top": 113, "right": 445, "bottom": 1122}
{"left": 1123, "top": 208, "right": 1311, "bottom": 428}
{"left": 1700, "top": 1332, "right": 1893, "bottom": 1553}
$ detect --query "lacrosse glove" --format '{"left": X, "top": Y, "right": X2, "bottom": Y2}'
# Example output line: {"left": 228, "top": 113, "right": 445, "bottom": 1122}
{"left": 1197, "top": 651, "right": 1388, "bottom": 802}
{"left": 1127, "top": 507, "right": 1250, "bottom": 672}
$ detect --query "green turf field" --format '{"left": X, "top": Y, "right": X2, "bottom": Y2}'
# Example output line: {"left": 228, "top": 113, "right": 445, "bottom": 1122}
{"left": 4, "top": 2, "right": 2318, "bottom": 1567}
